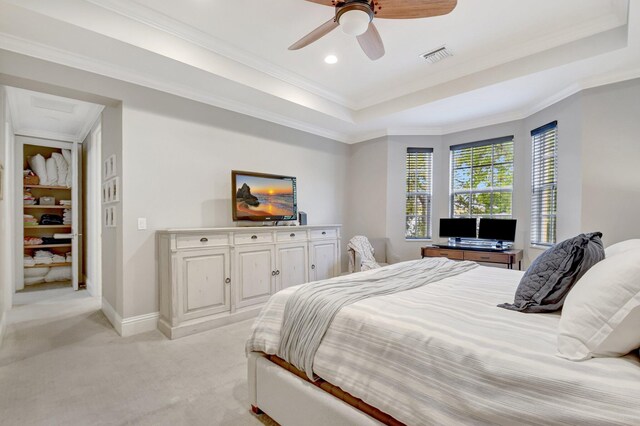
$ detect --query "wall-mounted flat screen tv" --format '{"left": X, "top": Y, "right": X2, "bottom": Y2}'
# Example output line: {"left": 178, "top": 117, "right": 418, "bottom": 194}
{"left": 232, "top": 170, "right": 297, "bottom": 222}
{"left": 439, "top": 218, "right": 477, "bottom": 239}
{"left": 478, "top": 218, "right": 517, "bottom": 242}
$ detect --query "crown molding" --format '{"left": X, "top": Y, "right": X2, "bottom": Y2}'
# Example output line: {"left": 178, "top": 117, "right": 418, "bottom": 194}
{"left": 0, "top": 32, "right": 351, "bottom": 143}
{"left": 85, "top": 0, "right": 356, "bottom": 110}
{"left": 76, "top": 103, "right": 105, "bottom": 142}
{"left": 14, "top": 128, "right": 81, "bottom": 143}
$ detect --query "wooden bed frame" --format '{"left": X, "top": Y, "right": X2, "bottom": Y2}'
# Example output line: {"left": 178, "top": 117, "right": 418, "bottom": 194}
{"left": 248, "top": 352, "right": 404, "bottom": 426}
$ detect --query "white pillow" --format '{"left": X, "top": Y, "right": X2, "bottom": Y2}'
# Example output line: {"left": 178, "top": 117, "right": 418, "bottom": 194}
{"left": 606, "top": 239, "right": 640, "bottom": 258}
{"left": 62, "top": 149, "right": 72, "bottom": 187}
{"left": 46, "top": 157, "right": 58, "bottom": 187}
{"left": 24, "top": 276, "right": 45, "bottom": 286}
{"left": 24, "top": 267, "right": 50, "bottom": 278}
{"left": 27, "top": 154, "right": 48, "bottom": 185}
{"left": 557, "top": 248, "right": 640, "bottom": 361}
{"left": 51, "top": 152, "right": 68, "bottom": 187}
{"left": 44, "top": 266, "right": 72, "bottom": 283}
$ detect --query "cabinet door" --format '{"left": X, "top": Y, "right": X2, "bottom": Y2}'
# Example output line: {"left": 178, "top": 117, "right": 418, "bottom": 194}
{"left": 310, "top": 240, "right": 338, "bottom": 282}
{"left": 178, "top": 248, "right": 230, "bottom": 323}
{"left": 234, "top": 244, "right": 275, "bottom": 309}
{"left": 276, "top": 243, "right": 309, "bottom": 291}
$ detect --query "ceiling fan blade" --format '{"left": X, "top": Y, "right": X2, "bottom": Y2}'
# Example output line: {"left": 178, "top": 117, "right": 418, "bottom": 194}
{"left": 305, "top": 0, "right": 458, "bottom": 20}
{"left": 374, "top": 0, "right": 457, "bottom": 19}
{"left": 289, "top": 18, "right": 339, "bottom": 50}
{"left": 357, "top": 23, "right": 385, "bottom": 60}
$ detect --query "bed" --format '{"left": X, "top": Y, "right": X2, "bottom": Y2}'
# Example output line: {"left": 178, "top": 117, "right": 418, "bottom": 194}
{"left": 247, "top": 259, "right": 640, "bottom": 425}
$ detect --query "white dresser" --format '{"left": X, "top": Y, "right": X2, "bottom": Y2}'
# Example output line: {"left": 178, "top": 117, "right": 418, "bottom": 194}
{"left": 157, "top": 225, "right": 342, "bottom": 339}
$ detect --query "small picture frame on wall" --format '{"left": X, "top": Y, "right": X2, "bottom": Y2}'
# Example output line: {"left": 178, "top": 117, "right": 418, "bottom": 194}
{"left": 102, "top": 177, "right": 120, "bottom": 203}
{"left": 105, "top": 206, "right": 116, "bottom": 227}
{"left": 104, "top": 154, "right": 116, "bottom": 179}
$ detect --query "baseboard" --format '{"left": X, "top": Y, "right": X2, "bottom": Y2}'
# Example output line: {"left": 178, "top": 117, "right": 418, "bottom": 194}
{"left": 101, "top": 298, "right": 159, "bottom": 337}
{"left": 101, "top": 298, "right": 123, "bottom": 335}
{"left": 120, "top": 312, "right": 159, "bottom": 337}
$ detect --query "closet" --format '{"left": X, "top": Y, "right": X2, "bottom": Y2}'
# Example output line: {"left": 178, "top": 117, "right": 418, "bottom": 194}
{"left": 21, "top": 139, "right": 81, "bottom": 291}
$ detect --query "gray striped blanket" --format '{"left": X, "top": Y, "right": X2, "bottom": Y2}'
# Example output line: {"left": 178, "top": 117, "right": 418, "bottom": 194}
{"left": 277, "top": 257, "right": 477, "bottom": 379}
{"left": 247, "top": 262, "right": 640, "bottom": 425}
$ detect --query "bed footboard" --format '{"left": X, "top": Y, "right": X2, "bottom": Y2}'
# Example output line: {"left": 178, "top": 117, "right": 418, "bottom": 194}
{"left": 248, "top": 352, "right": 401, "bottom": 426}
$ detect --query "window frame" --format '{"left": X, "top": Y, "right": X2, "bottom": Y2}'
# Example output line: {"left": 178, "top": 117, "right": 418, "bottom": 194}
{"left": 530, "top": 121, "right": 558, "bottom": 247}
{"left": 405, "top": 147, "right": 434, "bottom": 240}
{"left": 449, "top": 136, "right": 515, "bottom": 220}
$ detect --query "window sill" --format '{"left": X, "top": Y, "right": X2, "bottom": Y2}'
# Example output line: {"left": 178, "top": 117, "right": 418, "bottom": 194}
{"left": 530, "top": 244, "right": 552, "bottom": 250}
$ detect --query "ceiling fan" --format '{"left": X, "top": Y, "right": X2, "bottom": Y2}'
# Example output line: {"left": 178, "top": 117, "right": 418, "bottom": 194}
{"left": 289, "top": 0, "right": 458, "bottom": 61}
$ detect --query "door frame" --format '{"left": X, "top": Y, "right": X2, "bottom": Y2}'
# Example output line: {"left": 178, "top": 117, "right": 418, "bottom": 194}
{"left": 85, "top": 120, "right": 102, "bottom": 297}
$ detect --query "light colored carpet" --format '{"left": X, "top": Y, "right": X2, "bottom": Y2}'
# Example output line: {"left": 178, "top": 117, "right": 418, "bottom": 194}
{"left": 0, "top": 288, "right": 275, "bottom": 426}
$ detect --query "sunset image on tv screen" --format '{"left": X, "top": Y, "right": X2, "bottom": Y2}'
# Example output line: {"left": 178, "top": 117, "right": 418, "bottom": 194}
{"left": 235, "top": 175, "right": 295, "bottom": 218}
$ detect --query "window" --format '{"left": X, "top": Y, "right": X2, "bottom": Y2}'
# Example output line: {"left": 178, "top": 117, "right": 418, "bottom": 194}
{"left": 405, "top": 147, "right": 433, "bottom": 239}
{"left": 450, "top": 137, "right": 514, "bottom": 219}
{"left": 530, "top": 121, "right": 558, "bottom": 246}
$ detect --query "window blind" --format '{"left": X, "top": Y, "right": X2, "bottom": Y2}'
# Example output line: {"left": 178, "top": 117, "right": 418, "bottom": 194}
{"left": 406, "top": 148, "right": 433, "bottom": 239}
{"left": 450, "top": 137, "right": 514, "bottom": 219}
{"left": 530, "top": 121, "right": 558, "bottom": 246}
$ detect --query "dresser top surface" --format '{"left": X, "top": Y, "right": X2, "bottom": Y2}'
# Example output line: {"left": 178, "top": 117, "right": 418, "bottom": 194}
{"left": 158, "top": 225, "right": 342, "bottom": 235}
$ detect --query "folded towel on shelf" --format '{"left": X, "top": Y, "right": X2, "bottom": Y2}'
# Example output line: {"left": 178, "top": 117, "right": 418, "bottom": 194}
{"left": 42, "top": 237, "right": 71, "bottom": 245}
{"left": 59, "top": 200, "right": 71, "bottom": 206}
{"left": 40, "top": 214, "right": 63, "bottom": 225}
{"left": 52, "top": 254, "right": 66, "bottom": 263}
{"left": 24, "top": 237, "right": 43, "bottom": 246}
{"left": 24, "top": 255, "right": 36, "bottom": 267}
{"left": 63, "top": 209, "right": 72, "bottom": 225}
{"left": 66, "top": 252, "right": 72, "bottom": 263}
{"left": 24, "top": 190, "right": 36, "bottom": 205}
{"left": 34, "top": 257, "right": 53, "bottom": 265}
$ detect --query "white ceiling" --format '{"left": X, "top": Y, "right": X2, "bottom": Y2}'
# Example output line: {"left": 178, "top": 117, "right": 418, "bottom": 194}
{"left": 0, "top": 0, "right": 638, "bottom": 143}
{"left": 6, "top": 87, "right": 104, "bottom": 143}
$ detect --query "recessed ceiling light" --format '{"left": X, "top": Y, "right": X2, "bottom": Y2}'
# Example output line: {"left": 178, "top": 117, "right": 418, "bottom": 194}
{"left": 324, "top": 55, "right": 338, "bottom": 65}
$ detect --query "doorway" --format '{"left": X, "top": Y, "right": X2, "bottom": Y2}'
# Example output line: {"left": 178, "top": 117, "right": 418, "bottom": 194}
{"left": 5, "top": 86, "right": 104, "bottom": 299}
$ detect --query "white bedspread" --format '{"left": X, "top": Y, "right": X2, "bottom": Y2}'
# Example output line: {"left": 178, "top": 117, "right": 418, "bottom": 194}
{"left": 247, "top": 262, "right": 640, "bottom": 425}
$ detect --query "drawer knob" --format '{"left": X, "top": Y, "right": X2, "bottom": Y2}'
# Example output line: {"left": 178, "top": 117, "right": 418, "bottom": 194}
{"left": 321, "top": 231, "right": 326, "bottom": 235}
{"left": 290, "top": 233, "right": 295, "bottom": 237}
{"left": 200, "top": 237, "right": 208, "bottom": 243}
{"left": 311, "top": 264, "right": 316, "bottom": 269}
{"left": 225, "top": 278, "right": 231, "bottom": 284}
{"left": 271, "top": 271, "right": 276, "bottom": 276}
{"left": 251, "top": 235, "right": 258, "bottom": 240}
{"left": 276, "top": 270, "right": 280, "bottom": 275}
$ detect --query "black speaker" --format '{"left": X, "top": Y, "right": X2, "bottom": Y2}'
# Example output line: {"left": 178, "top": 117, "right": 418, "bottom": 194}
{"left": 298, "top": 211, "right": 307, "bottom": 225}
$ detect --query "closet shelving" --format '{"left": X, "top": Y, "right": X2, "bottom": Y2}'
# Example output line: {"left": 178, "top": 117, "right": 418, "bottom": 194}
{"left": 23, "top": 143, "right": 75, "bottom": 291}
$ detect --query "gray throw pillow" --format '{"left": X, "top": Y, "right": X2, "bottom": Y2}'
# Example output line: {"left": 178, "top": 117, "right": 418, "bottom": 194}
{"left": 498, "top": 232, "right": 604, "bottom": 313}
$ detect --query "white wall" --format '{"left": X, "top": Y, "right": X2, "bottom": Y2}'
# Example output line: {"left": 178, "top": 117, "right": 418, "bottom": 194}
{"left": 579, "top": 79, "right": 640, "bottom": 246}
{"left": 121, "top": 99, "right": 349, "bottom": 318}
{"left": 0, "top": 86, "right": 15, "bottom": 345}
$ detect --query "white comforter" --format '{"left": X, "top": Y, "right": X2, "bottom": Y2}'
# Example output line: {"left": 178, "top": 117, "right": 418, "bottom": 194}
{"left": 247, "top": 262, "right": 640, "bottom": 425}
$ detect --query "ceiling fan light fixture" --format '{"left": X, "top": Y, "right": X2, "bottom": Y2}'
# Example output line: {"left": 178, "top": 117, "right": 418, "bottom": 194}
{"left": 324, "top": 54, "right": 338, "bottom": 64}
{"left": 337, "top": 4, "right": 373, "bottom": 36}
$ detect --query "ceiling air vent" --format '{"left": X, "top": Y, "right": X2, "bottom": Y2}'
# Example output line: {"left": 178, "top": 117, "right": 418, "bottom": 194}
{"left": 420, "top": 46, "right": 452, "bottom": 64}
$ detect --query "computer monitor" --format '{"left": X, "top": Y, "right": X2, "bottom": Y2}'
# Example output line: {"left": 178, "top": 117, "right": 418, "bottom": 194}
{"left": 439, "top": 218, "right": 477, "bottom": 239}
{"left": 478, "top": 218, "right": 517, "bottom": 242}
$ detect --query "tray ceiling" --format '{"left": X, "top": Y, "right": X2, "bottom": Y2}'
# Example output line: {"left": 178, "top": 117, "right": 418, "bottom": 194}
{"left": 0, "top": 0, "right": 638, "bottom": 142}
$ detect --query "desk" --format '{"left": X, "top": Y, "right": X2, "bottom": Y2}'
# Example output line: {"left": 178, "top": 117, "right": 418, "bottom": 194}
{"left": 422, "top": 246, "right": 524, "bottom": 270}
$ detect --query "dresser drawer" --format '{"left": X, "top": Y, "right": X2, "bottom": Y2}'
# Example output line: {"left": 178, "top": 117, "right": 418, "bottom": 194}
{"left": 176, "top": 234, "right": 229, "bottom": 249}
{"left": 276, "top": 230, "right": 308, "bottom": 242}
{"left": 310, "top": 229, "right": 337, "bottom": 240}
{"left": 423, "top": 248, "right": 464, "bottom": 260}
{"left": 464, "top": 251, "right": 510, "bottom": 263}
{"left": 234, "top": 232, "right": 274, "bottom": 245}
